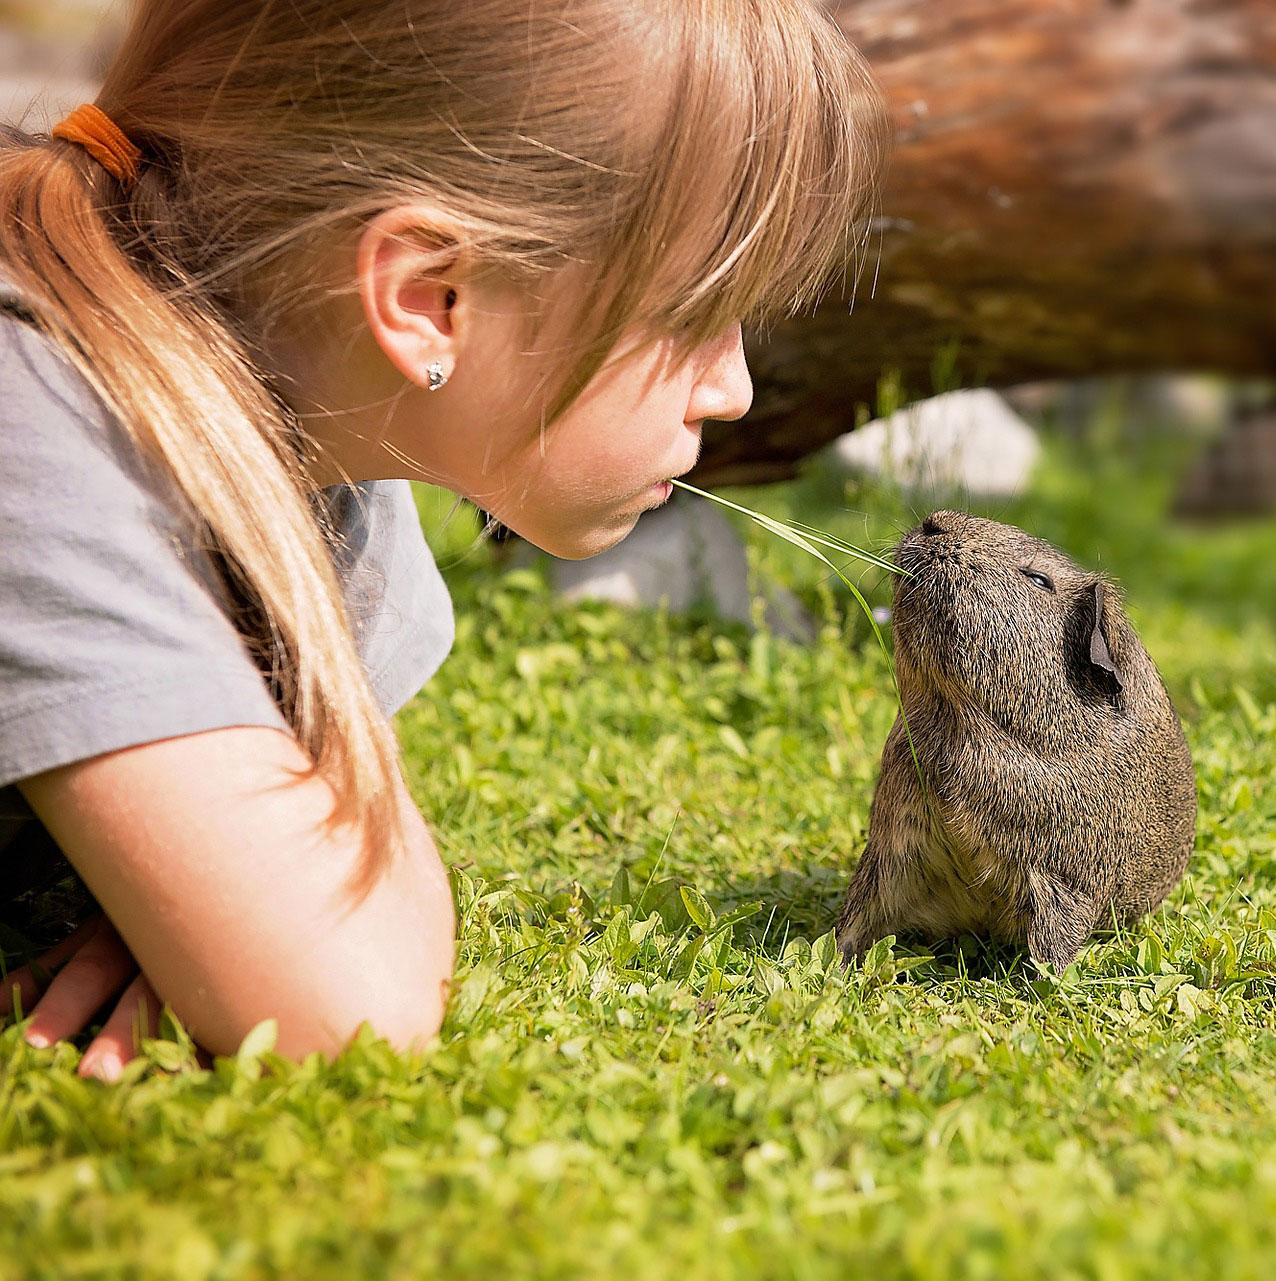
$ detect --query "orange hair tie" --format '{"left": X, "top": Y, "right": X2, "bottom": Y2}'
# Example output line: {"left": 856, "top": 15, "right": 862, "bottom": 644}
{"left": 51, "top": 104, "right": 143, "bottom": 189}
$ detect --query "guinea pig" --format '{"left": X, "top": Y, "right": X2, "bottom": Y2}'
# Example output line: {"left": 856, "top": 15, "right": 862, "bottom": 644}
{"left": 835, "top": 510, "right": 1196, "bottom": 972}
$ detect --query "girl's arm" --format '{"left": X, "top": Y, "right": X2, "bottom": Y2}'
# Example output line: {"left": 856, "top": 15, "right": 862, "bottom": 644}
{"left": 11, "top": 725, "right": 455, "bottom": 1064}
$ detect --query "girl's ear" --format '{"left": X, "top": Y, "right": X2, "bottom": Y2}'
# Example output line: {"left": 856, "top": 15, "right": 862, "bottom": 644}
{"left": 356, "top": 205, "right": 465, "bottom": 389}
{"left": 1085, "top": 580, "right": 1124, "bottom": 694}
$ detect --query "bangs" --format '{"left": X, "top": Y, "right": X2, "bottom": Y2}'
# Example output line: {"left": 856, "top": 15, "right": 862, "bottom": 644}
{"left": 512, "top": 0, "right": 891, "bottom": 422}
{"left": 631, "top": 1, "right": 891, "bottom": 346}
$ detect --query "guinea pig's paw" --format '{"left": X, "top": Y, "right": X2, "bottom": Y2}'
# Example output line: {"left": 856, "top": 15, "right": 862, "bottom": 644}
{"left": 840, "top": 932, "right": 900, "bottom": 978}
{"left": 835, "top": 933, "right": 862, "bottom": 971}
{"left": 1025, "top": 878, "right": 1096, "bottom": 977}
{"left": 833, "top": 916, "right": 873, "bottom": 970}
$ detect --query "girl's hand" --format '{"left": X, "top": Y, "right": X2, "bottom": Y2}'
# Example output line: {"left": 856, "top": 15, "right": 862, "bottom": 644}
{"left": 2, "top": 911, "right": 162, "bottom": 1081}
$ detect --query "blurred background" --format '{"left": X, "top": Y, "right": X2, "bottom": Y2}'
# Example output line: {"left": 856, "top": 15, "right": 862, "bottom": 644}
{"left": 0, "top": 1, "right": 122, "bottom": 129}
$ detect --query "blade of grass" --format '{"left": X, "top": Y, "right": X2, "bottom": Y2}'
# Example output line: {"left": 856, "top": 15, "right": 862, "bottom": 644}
{"left": 671, "top": 480, "right": 901, "bottom": 576}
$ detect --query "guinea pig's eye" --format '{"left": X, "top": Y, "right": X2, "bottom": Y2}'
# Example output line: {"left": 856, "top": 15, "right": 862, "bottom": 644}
{"left": 1020, "top": 568, "right": 1055, "bottom": 593}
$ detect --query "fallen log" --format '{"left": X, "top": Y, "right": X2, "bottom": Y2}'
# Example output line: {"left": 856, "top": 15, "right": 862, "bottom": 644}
{"left": 696, "top": 0, "right": 1276, "bottom": 488}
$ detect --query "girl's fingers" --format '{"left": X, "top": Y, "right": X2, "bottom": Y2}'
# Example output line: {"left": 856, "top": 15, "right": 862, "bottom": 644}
{"left": 22, "top": 917, "right": 138, "bottom": 1049}
{"left": 4, "top": 912, "right": 213, "bottom": 1077}
{"left": 78, "top": 973, "right": 160, "bottom": 1082}
{"left": 1, "top": 913, "right": 106, "bottom": 1018}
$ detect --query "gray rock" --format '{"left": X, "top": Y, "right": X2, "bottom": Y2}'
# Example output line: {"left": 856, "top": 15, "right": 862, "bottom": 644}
{"left": 829, "top": 388, "right": 1041, "bottom": 499}
{"left": 1003, "top": 375, "right": 1230, "bottom": 441}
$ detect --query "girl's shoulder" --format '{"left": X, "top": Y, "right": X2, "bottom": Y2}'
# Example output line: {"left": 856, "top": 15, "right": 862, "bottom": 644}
{"left": 0, "top": 277, "right": 453, "bottom": 804}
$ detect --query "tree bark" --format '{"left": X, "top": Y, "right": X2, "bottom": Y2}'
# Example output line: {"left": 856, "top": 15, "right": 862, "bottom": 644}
{"left": 696, "top": 0, "right": 1276, "bottom": 488}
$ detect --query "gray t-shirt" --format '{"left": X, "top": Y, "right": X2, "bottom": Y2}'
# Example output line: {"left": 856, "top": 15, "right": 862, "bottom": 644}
{"left": 0, "top": 291, "right": 454, "bottom": 887}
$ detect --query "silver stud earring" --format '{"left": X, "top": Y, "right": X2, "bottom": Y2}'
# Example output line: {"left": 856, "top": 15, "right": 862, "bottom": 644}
{"left": 426, "top": 362, "right": 449, "bottom": 392}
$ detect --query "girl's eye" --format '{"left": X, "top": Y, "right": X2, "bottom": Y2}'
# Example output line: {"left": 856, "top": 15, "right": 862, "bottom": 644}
{"left": 1021, "top": 569, "right": 1055, "bottom": 593}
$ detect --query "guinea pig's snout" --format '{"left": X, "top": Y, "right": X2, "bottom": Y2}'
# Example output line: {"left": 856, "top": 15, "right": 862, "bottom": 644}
{"left": 898, "top": 510, "right": 968, "bottom": 578}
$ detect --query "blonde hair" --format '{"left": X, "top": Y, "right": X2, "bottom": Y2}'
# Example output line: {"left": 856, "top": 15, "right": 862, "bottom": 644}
{"left": 0, "top": 0, "right": 889, "bottom": 898}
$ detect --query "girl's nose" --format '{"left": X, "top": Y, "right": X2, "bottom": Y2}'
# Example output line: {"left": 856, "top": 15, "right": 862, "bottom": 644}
{"left": 689, "top": 324, "right": 753, "bottom": 425}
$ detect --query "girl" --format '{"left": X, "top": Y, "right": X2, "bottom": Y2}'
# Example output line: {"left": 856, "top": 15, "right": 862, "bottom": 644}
{"left": 0, "top": 0, "right": 888, "bottom": 1080}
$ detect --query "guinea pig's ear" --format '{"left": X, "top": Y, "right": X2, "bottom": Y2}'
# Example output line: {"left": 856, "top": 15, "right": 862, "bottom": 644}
{"left": 1087, "top": 580, "right": 1124, "bottom": 693}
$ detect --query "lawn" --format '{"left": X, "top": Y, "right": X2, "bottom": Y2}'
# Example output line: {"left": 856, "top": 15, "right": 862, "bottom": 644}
{"left": 3, "top": 406, "right": 1275, "bottom": 1279}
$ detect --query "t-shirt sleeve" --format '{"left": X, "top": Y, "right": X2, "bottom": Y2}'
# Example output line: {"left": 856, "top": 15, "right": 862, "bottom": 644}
{"left": 0, "top": 314, "right": 293, "bottom": 792}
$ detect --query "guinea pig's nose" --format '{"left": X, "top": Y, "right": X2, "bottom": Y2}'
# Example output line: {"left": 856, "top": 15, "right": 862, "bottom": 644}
{"left": 922, "top": 514, "right": 946, "bottom": 537}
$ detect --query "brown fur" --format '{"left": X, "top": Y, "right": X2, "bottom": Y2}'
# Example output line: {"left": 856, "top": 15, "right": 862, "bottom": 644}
{"left": 835, "top": 511, "right": 1197, "bottom": 971}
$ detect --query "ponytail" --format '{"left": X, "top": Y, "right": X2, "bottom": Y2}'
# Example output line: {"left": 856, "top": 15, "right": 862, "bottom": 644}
{"left": 0, "top": 127, "right": 409, "bottom": 902}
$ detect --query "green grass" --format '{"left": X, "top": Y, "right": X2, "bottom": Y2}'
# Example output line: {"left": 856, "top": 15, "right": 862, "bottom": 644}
{"left": 3, "top": 421, "right": 1276, "bottom": 1279}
